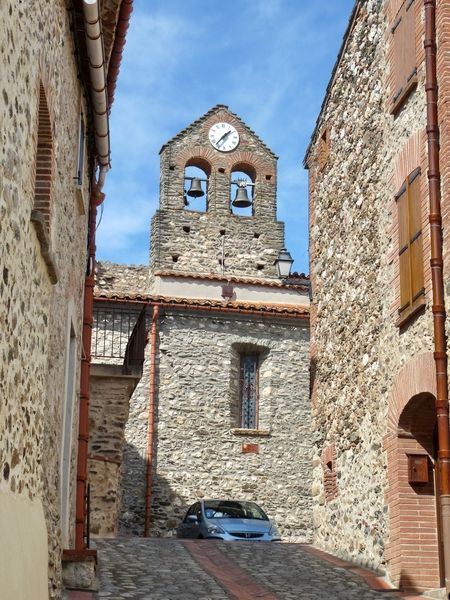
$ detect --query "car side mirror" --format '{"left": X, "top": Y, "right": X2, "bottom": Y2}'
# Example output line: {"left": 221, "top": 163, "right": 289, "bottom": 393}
{"left": 186, "top": 515, "right": 198, "bottom": 524}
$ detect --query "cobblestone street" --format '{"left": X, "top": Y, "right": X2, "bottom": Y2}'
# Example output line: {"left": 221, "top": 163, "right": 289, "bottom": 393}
{"left": 66, "top": 539, "right": 429, "bottom": 600}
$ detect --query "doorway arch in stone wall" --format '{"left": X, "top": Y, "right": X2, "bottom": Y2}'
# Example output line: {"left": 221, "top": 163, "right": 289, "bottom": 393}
{"left": 385, "top": 352, "right": 443, "bottom": 592}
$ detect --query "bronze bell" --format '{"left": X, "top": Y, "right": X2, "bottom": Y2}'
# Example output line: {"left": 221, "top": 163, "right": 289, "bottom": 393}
{"left": 232, "top": 185, "right": 251, "bottom": 208}
{"left": 186, "top": 177, "right": 204, "bottom": 198}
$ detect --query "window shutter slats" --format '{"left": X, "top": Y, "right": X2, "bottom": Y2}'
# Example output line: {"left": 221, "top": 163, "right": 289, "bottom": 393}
{"left": 408, "top": 173, "right": 421, "bottom": 236}
{"left": 391, "top": 0, "right": 417, "bottom": 108}
{"left": 399, "top": 248, "right": 412, "bottom": 311}
{"left": 396, "top": 165, "right": 425, "bottom": 325}
{"left": 397, "top": 189, "right": 409, "bottom": 250}
{"left": 410, "top": 235, "right": 424, "bottom": 299}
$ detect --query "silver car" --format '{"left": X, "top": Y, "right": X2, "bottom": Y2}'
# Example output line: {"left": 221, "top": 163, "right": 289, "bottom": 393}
{"left": 177, "top": 499, "right": 281, "bottom": 541}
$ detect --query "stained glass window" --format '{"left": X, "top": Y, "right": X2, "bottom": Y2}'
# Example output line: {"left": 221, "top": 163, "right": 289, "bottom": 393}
{"left": 240, "top": 355, "right": 258, "bottom": 428}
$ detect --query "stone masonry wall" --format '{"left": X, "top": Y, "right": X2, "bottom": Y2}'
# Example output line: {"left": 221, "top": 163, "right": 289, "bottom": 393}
{"left": 120, "top": 310, "right": 312, "bottom": 542}
{"left": 0, "top": 1, "right": 92, "bottom": 597}
{"left": 88, "top": 371, "right": 137, "bottom": 537}
{"left": 307, "top": 0, "right": 435, "bottom": 580}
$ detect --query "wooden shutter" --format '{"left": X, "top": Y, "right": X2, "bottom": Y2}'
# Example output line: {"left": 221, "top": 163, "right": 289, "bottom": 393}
{"left": 391, "top": 0, "right": 417, "bottom": 110}
{"left": 396, "top": 168, "right": 424, "bottom": 325}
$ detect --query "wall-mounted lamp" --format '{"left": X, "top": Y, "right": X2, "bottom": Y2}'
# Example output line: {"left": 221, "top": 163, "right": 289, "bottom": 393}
{"left": 274, "top": 247, "right": 294, "bottom": 279}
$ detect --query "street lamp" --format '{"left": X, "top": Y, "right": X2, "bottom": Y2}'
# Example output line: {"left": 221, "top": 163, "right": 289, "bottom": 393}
{"left": 274, "top": 248, "right": 294, "bottom": 279}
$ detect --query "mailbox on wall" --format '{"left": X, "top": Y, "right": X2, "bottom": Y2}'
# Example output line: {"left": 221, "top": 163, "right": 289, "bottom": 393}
{"left": 407, "top": 454, "right": 429, "bottom": 483}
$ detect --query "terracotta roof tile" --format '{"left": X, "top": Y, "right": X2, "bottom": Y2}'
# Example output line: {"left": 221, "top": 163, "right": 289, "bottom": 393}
{"left": 94, "top": 291, "right": 310, "bottom": 318}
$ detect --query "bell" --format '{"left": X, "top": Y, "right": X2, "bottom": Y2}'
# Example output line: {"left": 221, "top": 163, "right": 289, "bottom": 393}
{"left": 232, "top": 186, "right": 251, "bottom": 208}
{"left": 186, "top": 177, "right": 204, "bottom": 198}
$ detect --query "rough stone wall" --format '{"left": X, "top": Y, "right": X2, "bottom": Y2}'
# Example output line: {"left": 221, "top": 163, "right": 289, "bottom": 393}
{"left": 96, "top": 261, "right": 149, "bottom": 295}
{"left": 306, "top": 0, "right": 435, "bottom": 580}
{"left": 88, "top": 371, "right": 137, "bottom": 537}
{"left": 120, "top": 310, "right": 312, "bottom": 542}
{"left": 0, "top": 1, "right": 92, "bottom": 597}
{"left": 150, "top": 107, "right": 285, "bottom": 281}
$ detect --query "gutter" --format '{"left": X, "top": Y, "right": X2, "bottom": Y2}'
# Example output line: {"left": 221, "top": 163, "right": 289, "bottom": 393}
{"left": 82, "top": 0, "right": 110, "bottom": 188}
{"left": 423, "top": 1, "right": 450, "bottom": 595}
{"left": 107, "top": 0, "right": 133, "bottom": 107}
{"left": 144, "top": 304, "right": 160, "bottom": 537}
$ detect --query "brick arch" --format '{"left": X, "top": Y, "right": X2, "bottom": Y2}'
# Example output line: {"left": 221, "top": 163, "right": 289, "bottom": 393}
{"left": 174, "top": 146, "right": 217, "bottom": 170}
{"left": 387, "top": 352, "right": 436, "bottom": 433}
{"left": 385, "top": 352, "right": 441, "bottom": 592}
{"left": 225, "top": 150, "right": 275, "bottom": 180}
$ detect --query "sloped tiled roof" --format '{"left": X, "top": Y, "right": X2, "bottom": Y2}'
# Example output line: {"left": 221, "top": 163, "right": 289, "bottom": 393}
{"left": 94, "top": 291, "right": 310, "bottom": 319}
{"left": 159, "top": 105, "right": 278, "bottom": 159}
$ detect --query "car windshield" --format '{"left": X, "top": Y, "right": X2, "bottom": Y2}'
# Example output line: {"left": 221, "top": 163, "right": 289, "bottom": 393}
{"left": 203, "top": 500, "right": 268, "bottom": 520}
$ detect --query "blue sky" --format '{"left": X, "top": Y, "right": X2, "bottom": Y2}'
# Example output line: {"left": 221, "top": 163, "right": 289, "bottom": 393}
{"left": 99, "top": 0, "right": 355, "bottom": 275}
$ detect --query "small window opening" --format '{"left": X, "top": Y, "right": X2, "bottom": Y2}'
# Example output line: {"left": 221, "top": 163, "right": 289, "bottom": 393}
{"left": 257, "top": 263, "right": 264, "bottom": 271}
{"left": 184, "top": 164, "right": 209, "bottom": 212}
{"left": 220, "top": 229, "right": 226, "bottom": 236}
{"left": 230, "top": 169, "right": 254, "bottom": 217}
{"left": 218, "top": 167, "right": 226, "bottom": 174}
{"left": 254, "top": 233, "right": 260, "bottom": 239}
{"left": 240, "top": 355, "right": 259, "bottom": 429}
{"left": 169, "top": 165, "right": 175, "bottom": 171}
{"left": 265, "top": 174, "right": 272, "bottom": 181}
{"left": 183, "top": 226, "right": 191, "bottom": 233}
{"left": 172, "top": 254, "right": 179, "bottom": 263}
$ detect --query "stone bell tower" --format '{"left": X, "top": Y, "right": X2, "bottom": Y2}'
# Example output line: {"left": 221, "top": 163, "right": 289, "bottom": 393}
{"left": 149, "top": 105, "right": 286, "bottom": 285}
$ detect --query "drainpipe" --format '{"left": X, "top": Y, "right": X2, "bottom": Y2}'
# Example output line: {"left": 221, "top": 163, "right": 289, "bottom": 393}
{"left": 83, "top": 0, "right": 110, "bottom": 187}
{"left": 144, "top": 304, "right": 160, "bottom": 537}
{"left": 424, "top": 0, "right": 450, "bottom": 595}
{"left": 75, "top": 182, "right": 104, "bottom": 550}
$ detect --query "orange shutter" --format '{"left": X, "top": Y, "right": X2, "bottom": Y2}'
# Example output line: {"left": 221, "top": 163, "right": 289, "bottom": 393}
{"left": 396, "top": 168, "right": 425, "bottom": 324}
{"left": 397, "top": 185, "right": 411, "bottom": 311}
{"left": 391, "top": 0, "right": 417, "bottom": 109}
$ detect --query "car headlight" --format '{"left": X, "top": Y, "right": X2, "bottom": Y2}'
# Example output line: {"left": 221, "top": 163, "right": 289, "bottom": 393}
{"left": 269, "top": 524, "right": 280, "bottom": 538}
{"left": 207, "top": 524, "right": 225, "bottom": 534}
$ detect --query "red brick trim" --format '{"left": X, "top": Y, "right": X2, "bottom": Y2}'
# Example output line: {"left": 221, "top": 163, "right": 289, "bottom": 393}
{"left": 321, "top": 443, "right": 338, "bottom": 502}
{"left": 384, "top": 353, "right": 441, "bottom": 592}
{"left": 386, "top": 353, "right": 436, "bottom": 433}
{"left": 33, "top": 82, "right": 53, "bottom": 231}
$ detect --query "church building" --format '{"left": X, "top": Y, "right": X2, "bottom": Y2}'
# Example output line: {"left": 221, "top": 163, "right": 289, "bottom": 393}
{"left": 89, "top": 105, "right": 313, "bottom": 542}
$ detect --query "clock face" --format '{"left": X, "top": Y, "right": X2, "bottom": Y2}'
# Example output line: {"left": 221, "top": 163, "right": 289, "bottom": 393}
{"left": 208, "top": 122, "right": 240, "bottom": 152}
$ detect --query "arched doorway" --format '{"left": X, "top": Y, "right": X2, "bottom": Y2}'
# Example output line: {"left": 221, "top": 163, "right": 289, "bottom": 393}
{"left": 386, "top": 354, "right": 443, "bottom": 592}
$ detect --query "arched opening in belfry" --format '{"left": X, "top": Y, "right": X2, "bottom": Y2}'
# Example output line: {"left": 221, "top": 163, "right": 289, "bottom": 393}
{"left": 388, "top": 392, "right": 443, "bottom": 592}
{"left": 184, "top": 159, "right": 210, "bottom": 212}
{"left": 230, "top": 163, "right": 256, "bottom": 217}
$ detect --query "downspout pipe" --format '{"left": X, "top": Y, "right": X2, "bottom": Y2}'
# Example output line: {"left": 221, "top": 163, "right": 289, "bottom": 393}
{"left": 75, "top": 183, "right": 105, "bottom": 551}
{"left": 82, "top": 0, "right": 110, "bottom": 188}
{"left": 424, "top": 1, "right": 450, "bottom": 595}
{"left": 144, "top": 304, "right": 159, "bottom": 537}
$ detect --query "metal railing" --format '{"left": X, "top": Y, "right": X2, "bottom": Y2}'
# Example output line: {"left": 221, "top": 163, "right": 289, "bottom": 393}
{"left": 92, "top": 304, "right": 143, "bottom": 360}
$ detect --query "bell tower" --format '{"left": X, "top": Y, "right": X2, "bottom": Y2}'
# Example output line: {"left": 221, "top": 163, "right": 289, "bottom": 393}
{"left": 149, "top": 105, "right": 286, "bottom": 285}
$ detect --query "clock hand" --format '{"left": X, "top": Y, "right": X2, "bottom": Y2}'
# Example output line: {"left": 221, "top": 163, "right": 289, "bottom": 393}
{"left": 217, "top": 130, "right": 232, "bottom": 146}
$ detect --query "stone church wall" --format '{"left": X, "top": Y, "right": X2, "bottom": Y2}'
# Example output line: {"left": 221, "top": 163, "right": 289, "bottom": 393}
{"left": 120, "top": 310, "right": 312, "bottom": 541}
{"left": 307, "top": 0, "right": 435, "bottom": 579}
{"left": 1, "top": 1, "right": 92, "bottom": 597}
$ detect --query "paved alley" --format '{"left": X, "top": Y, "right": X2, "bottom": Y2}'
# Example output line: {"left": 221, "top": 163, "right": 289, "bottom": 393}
{"left": 86, "top": 539, "right": 425, "bottom": 600}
